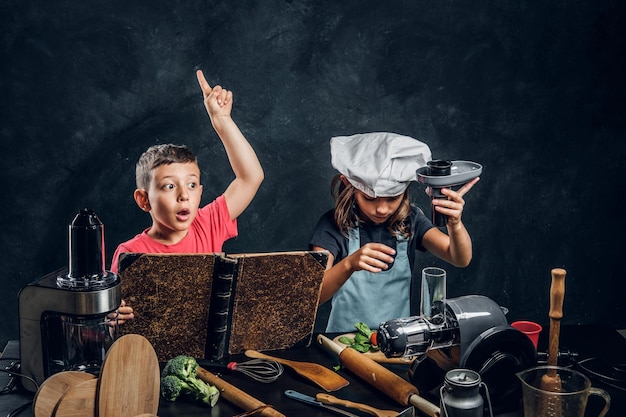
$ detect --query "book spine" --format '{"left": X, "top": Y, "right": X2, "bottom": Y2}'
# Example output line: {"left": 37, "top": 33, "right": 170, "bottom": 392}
{"left": 205, "top": 256, "right": 238, "bottom": 360}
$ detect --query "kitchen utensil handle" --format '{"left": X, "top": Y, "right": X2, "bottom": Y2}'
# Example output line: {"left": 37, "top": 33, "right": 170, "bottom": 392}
{"left": 317, "top": 335, "right": 439, "bottom": 417}
{"left": 548, "top": 268, "right": 566, "bottom": 368}
{"left": 337, "top": 341, "right": 419, "bottom": 404}
{"left": 285, "top": 390, "right": 360, "bottom": 417}
{"left": 316, "top": 393, "right": 381, "bottom": 416}
{"left": 549, "top": 268, "right": 566, "bottom": 321}
{"left": 244, "top": 350, "right": 289, "bottom": 365}
{"left": 340, "top": 344, "right": 439, "bottom": 417}
{"left": 408, "top": 394, "right": 440, "bottom": 417}
{"left": 197, "top": 367, "right": 286, "bottom": 417}
{"left": 317, "top": 334, "right": 346, "bottom": 356}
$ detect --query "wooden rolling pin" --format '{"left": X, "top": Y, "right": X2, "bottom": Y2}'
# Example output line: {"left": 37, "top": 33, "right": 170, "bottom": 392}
{"left": 317, "top": 335, "right": 440, "bottom": 417}
{"left": 197, "top": 366, "right": 286, "bottom": 417}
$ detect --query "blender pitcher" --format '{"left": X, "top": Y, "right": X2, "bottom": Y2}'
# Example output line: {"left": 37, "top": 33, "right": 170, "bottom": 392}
{"left": 62, "top": 313, "right": 118, "bottom": 374}
{"left": 516, "top": 365, "right": 610, "bottom": 417}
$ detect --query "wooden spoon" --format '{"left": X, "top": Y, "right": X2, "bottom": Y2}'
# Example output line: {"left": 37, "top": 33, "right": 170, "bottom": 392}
{"left": 540, "top": 268, "right": 566, "bottom": 416}
{"left": 244, "top": 350, "right": 349, "bottom": 392}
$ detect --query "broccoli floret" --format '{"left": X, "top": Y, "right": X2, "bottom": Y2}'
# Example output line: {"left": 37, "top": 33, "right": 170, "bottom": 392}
{"left": 161, "top": 355, "right": 220, "bottom": 407}
{"left": 162, "top": 355, "right": 199, "bottom": 381}
{"left": 161, "top": 374, "right": 190, "bottom": 401}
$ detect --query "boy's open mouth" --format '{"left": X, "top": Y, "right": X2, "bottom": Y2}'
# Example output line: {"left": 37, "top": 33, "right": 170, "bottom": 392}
{"left": 176, "top": 208, "right": 190, "bottom": 221}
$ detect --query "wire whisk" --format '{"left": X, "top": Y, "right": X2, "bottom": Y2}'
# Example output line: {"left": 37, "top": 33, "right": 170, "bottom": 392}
{"left": 198, "top": 358, "right": 284, "bottom": 383}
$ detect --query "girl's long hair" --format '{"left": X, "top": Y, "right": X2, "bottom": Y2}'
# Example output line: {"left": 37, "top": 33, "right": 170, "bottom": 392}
{"left": 331, "top": 174, "right": 412, "bottom": 239}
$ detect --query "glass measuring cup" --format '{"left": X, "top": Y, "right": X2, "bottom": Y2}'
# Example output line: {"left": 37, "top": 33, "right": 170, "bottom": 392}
{"left": 516, "top": 365, "right": 610, "bottom": 417}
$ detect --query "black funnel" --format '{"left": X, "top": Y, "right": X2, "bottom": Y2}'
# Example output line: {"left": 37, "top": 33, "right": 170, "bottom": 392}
{"left": 57, "top": 208, "right": 117, "bottom": 289}
{"left": 69, "top": 208, "right": 105, "bottom": 279}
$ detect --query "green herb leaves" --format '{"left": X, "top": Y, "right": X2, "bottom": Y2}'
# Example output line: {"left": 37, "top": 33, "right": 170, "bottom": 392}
{"left": 338, "top": 322, "right": 379, "bottom": 353}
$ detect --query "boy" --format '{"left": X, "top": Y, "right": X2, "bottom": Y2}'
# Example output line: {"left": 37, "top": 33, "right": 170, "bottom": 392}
{"left": 112, "top": 70, "right": 264, "bottom": 322}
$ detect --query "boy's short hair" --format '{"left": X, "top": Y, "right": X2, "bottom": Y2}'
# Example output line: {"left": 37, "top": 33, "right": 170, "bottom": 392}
{"left": 135, "top": 144, "right": 198, "bottom": 190}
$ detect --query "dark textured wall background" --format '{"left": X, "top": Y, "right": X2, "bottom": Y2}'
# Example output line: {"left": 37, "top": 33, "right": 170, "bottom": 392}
{"left": 2, "top": 0, "right": 625, "bottom": 348}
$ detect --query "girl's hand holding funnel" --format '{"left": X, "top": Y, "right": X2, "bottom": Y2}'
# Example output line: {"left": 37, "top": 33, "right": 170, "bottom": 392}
{"left": 418, "top": 160, "right": 482, "bottom": 227}
{"left": 429, "top": 177, "right": 480, "bottom": 227}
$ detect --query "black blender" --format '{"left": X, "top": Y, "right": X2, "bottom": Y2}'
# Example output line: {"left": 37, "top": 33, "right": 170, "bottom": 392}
{"left": 18, "top": 208, "right": 121, "bottom": 392}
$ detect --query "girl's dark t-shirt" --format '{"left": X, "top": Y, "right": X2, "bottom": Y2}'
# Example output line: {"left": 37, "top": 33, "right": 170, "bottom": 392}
{"left": 309, "top": 205, "right": 434, "bottom": 272}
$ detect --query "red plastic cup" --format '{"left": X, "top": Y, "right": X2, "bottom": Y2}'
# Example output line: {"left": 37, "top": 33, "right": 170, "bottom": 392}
{"left": 511, "top": 321, "right": 542, "bottom": 349}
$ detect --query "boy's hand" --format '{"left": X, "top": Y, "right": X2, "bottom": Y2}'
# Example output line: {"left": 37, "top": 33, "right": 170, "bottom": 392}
{"left": 115, "top": 299, "right": 134, "bottom": 325}
{"left": 196, "top": 69, "right": 233, "bottom": 119}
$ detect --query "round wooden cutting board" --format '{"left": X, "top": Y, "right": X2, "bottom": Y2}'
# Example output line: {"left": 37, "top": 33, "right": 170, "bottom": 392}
{"left": 96, "top": 334, "right": 160, "bottom": 417}
{"left": 33, "top": 371, "right": 96, "bottom": 417}
{"left": 54, "top": 378, "right": 98, "bottom": 417}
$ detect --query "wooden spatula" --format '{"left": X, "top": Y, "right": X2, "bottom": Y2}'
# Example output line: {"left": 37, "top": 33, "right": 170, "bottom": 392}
{"left": 245, "top": 350, "right": 349, "bottom": 392}
{"left": 540, "top": 268, "right": 566, "bottom": 416}
{"left": 96, "top": 334, "right": 160, "bottom": 417}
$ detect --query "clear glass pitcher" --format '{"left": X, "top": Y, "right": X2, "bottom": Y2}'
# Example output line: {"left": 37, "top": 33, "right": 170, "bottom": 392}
{"left": 516, "top": 365, "right": 610, "bottom": 417}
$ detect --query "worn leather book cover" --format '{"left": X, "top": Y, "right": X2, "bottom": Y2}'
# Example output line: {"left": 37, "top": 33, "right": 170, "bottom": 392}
{"left": 118, "top": 251, "right": 327, "bottom": 361}
{"left": 225, "top": 251, "right": 328, "bottom": 355}
{"left": 118, "top": 253, "right": 218, "bottom": 361}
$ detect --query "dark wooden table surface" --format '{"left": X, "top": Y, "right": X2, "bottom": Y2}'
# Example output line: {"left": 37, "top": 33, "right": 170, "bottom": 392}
{"left": 2, "top": 325, "right": 625, "bottom": 416}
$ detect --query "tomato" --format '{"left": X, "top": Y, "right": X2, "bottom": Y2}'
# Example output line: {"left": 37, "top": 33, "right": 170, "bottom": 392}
{"left": 370, "top": 331, "right": 378, "bottom": 346}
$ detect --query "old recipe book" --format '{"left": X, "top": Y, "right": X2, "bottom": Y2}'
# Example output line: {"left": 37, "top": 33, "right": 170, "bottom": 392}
{"left": 117, "top": 251, "right": 328, "bottom": 362}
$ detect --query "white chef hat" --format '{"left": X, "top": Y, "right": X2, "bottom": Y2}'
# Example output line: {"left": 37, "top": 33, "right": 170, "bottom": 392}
{"left": 331, "top": 132, "right": 432, "bottom": 197}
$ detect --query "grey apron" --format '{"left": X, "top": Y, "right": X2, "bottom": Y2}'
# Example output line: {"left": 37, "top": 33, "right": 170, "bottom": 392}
{"left": 326, "top": 227, "right": 411, "bottom": 333}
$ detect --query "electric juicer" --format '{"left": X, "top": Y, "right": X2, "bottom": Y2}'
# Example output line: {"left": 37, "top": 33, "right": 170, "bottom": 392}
{"left": 18, "top": 208, "right": 121, "bottom": 392}
{"left": 377, "top": 295, "right": 537, "bottom": 413}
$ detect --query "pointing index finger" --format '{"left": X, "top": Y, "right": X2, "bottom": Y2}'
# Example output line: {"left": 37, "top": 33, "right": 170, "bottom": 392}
{"left": 456, "top": 177, "right": 480, "bottom": 197}
{"left": 196, "top": 69, "right": 212, "bottom": 96}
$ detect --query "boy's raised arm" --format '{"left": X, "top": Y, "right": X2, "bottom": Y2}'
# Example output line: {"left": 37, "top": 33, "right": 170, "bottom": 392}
{"left": 196, "top": 70, "right": 264, "bottom": 220}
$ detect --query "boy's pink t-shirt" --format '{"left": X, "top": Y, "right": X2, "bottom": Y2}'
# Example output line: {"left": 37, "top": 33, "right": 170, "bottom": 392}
{"left": 110, "top": 194, "right": 237, "bottom": 273}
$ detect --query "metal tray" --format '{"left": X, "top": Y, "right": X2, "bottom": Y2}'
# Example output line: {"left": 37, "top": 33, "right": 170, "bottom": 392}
{"left": 416, "top": 160, "right": 482, "bottom": 187}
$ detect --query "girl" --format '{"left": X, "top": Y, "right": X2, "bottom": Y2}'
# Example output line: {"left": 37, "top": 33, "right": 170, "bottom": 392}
{"left": 309, "top": 132, "right": 479, "bottom": 333}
